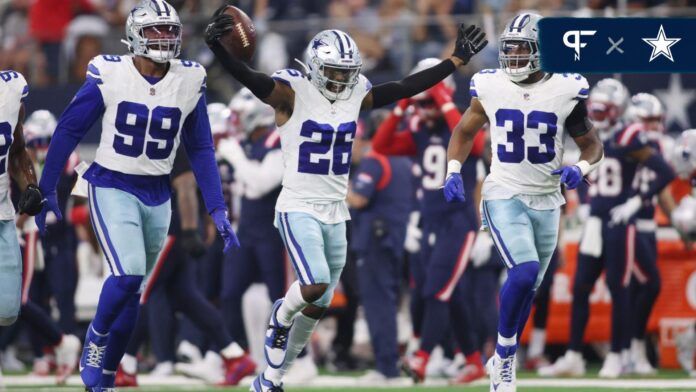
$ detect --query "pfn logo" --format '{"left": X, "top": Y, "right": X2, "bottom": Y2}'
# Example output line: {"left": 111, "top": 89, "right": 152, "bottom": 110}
{"left": 563, "top": 30, "right": 596, "bottom": 61}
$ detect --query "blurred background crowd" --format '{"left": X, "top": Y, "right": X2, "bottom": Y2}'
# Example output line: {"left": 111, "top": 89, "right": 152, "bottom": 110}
{"left": 2, "top": 0, "right": 696, "bottom": 388}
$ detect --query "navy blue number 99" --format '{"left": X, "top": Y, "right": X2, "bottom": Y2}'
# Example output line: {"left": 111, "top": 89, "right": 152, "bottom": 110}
{"left": 298, "top": 120, "right": 356, "bottom": 175}
{"left": 114, "top": 101, "right": 181, "bottom": 159}
{"left": 495, "top": 109, "right": 557, "bottom": 164}
{"left": 0, "top": 122, "right": 12, "bottom": 175}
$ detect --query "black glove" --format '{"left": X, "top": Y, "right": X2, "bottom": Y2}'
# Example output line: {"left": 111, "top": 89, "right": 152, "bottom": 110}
{"left": 180, "top": 229, "right": 207, "bottom": 258}
{"left": 18, "top": 184, "right": 44, "bottom": 216}
{"left": 452, "top": 24, "right": 488, "bottom": 65}
{"left": 204, "top": 13, "right": 234, "bottom": 47}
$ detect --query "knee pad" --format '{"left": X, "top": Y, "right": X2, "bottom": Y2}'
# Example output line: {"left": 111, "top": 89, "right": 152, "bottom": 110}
{"left": 509, "top": 262, "right": 540, "bottom": 291}
{"left": 0, "top": 316, "right": 18, "bottom": 326}
{"left": 113, "top": 275, "right": 144, "bottom": 294}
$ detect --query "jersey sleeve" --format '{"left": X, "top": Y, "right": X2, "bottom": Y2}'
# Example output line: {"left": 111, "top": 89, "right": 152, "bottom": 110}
{"left": 271, "top": 68, "right": 306, "bottom": 91}
{"left": 566, "top": 73, "right": 589, "bottom": 101}
{"left": 358, "top": 74, "right": 372, "bottom": 97}
{"left": 1, "top": 70, "right": 28, "bottom": 103}
{"left": 352, "top": 156, "right": 383, "bottom": 200}
{"left": 469, "top": 70, "right": 497, "bottom": 101}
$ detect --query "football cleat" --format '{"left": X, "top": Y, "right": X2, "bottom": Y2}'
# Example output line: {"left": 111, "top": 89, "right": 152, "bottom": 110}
{"left": 630, "top": 339, "right": 656, "bottom": 375}
{"left": 175, "top": 351, "right": 224, "bottom": 384}
{"left": 402, "top": 350, "right": 429, "bottom": 383}
{"left": 283, "top": 353, "right": 318, "bottom": 385}
{"left": 486, "top": 353, "right": 516, "bottom": 392}
{"left": 250, "top": 372, "right": 284, "bottom": 392}
{"left": 115, "top": 364, "right": 138, "bottom": 387}
{"left": 676, "top": 327, "right": 696, "bottom": 375}
{"left": 55, "top": 334, "right": 81, "bottom": 385}
{"left": 523, "top": 355, "right": 550, "bottom": 371}
{"left": 451, "top": 362, "right": 486, "bottom": 384}
{"left": 598, "top": 352, "right": 622, "bottom": 379}
{"left": 538, "top": 351, "right": 586, "bottom": 377}
{"left": 264, "top": 299, "right": 293, "bottom": 369}
{"left": 222, "top": 353, "right": 256, "bottom": 386}
{"left": 79, "top": 324, "right": 109, "bottom": 387}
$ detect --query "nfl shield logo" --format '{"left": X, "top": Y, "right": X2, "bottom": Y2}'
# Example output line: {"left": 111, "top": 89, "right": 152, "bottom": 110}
{"left": 523, "top": 93, "right": 530, "bottom": 100}
{"left": 150, "top": 88, "right": 156, "bottom": 96}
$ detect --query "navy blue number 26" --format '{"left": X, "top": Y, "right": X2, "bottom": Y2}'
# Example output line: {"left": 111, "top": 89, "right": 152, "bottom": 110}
{"left": 298, "top": 120, "right": 356, "bottom": 175}
{"left": 114, "top": 101, "right": 181, "bottom": 159}
{"left": 496, "top": 109, "right": 557, "bottom": 164}
{"left": 0, "top": 122, "right": 12, "bottom": 175}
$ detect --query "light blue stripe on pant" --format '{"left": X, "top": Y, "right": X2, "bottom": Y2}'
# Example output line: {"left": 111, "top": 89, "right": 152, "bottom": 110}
{"left": 481, "top": 198, "right": 560, "bottom": 288}
{"left": 275, "top": 212, "right": 347, "bottom": 308}
{"left": 0, "top": 219, "right": 21, "bottom": 324}
{"left": 87, "top": 183, "right": 171, "bottom": 278}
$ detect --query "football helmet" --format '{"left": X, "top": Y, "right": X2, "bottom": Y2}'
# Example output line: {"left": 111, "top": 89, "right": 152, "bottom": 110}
{"left": 228, "top": 88, "right": 275, "bottom": 138}
{"left": 123, "top": 0, "right": 182, "bottom": 63}
{"left": 24, "top": 110, "right": 57, "bottom": 150}
{"left": 587, "top": 78, "right": 630, "bottom": 132}
{"left": 409, "top": 58, "right": 455, "bottom": 101}
{"left": 672, "top": 196, "right": 696, "bottom": 241}
{"left": 671, "top": 129, "right": 696, "bottom": 179}
{"left": 625, "top": 93, "right": 665, "bottom": 132}
{"left": 499, "top": 13, "right": 543, "bottom": 82}
{"left": 207, "top": 103, "right": 232, "bottom": 137}
{"left": 302, "top": 29, "right": 362, "bottom": 101}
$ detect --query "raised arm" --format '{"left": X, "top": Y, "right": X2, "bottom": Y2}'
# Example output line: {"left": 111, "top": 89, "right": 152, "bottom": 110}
{"left": 443, "top": 97, "right": 489, "bottom": 202}
{"left": 362, "top": 24, "right": 487, "bottom": 110}
{"left": 371, "top": 99, "right": 417, "bottom": 156}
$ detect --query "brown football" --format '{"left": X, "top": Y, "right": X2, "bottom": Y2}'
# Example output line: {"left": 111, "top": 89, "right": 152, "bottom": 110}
{"left": 218, "top": 6, "right": 256, "bottom": 62}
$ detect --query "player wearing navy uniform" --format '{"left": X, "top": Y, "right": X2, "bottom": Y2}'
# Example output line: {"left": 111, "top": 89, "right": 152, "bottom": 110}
{"left": 206, "top": 7, "right": 487, "bottom": 391}
{"left": 346, "top": 113, "right": 413, "bottom": 381}
{"left": 541, "top": 82, "right": 675, "bottom": 379}
{"left": 372, "top": 58, "right": 485, "bottom": 384}
{"left": 35, "top": 2, "right": 238, "bottom": 390}
{"left": 445, "top": 14, "right": 605, "bottom": 392}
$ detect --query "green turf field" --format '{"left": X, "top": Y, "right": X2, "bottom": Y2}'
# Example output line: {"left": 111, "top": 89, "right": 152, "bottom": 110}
{"left": 5, "top": 387, "right": 696, "bottom": 392}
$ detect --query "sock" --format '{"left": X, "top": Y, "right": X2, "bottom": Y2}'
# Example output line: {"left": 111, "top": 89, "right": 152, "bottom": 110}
{"left": 264, "top": 313, "right": 318, "bottom": 384}
{"left": 92, "top": 275, "right": 143, "bottom": 335}
{"left": 276, "top": 281, "right": 308, "bottom": 326}
{"left": 101, "top": 370, "right": 115, "bottom": 387}
{"left": 220, "top": 341, "right": 245, "bottom": 359}
{"left": 497, "top": 262, "right": 539, "bottom": 357}
{"left": 102, "top": 294, "right": 140, "bottom": 373}
{"left": 121, "top": 354, "right": 137, "bottom": 374}
{"left": 528, "top": 328, "right": 547, "bottom": 358}
{"left": 419, "top": 297, "right": 450, "bottom": 353}
{"left": 516, "top": 290, "right": 537, "bottom": 338}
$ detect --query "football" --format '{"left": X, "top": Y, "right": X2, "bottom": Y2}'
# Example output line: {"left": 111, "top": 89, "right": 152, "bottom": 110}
{"left": 218, "top": 6, "right": 256, "bottom": 62}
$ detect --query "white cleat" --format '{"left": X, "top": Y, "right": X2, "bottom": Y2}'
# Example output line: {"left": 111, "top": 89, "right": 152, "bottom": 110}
{"left": 1, "top": 347, "right": 26, "bottom": 372}
{"left": 175, "top": 351, "right": 224, "bottom": 384}
{"left": 538, "top": 351, "right": 586, "bottom": 377}
{"left": 55, "top": 334, "right": 81, "bottom": 384}
{"left": 676, "top": 327, "right": 696, "bottom": 375}
{"left": 176, "top": 340, "right": 203, "bottom": 364}
{"left": 150, "top": 360, "right": 174, "bottom": 377}
{"left": 598, "top": 352, "right": 623, "bottom": 378}
{"left": 283, "top": 354, "right": 318, "bottom": 385}
{"left": 486, "top": 353, "right": 516, "bottom": 392}
{"left": 630, "top": 339, "right": 656, "bottom": 375}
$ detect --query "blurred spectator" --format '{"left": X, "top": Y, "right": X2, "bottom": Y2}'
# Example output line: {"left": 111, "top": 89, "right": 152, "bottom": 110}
{"left": 327, "top": 0, "right": 385, "bottom": 72}
{"left": 64, "top": 16, "right": 108, "bottom": 82}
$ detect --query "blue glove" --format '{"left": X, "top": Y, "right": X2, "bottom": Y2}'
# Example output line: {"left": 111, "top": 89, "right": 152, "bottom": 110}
{"left": 443, "top": 173, "right": 466, "bottom": 203}
{"left": 211, "top": 208, "right": 240, "bottom": 252}
{"left": 35, "top": 190, "right": 62, "bottom": 236}
{"left": 551, "top": 165, "right": 583, "bottom": 190}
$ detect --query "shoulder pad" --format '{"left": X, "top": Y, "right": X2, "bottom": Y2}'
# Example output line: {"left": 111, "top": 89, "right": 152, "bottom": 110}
{"left": 86, "top": 55, "right": 125, "bottom": 84}
{"left": 0, "top": 70, "right": 28, "bottom": 102}
{"left": 470, "top": 69, "right": 500, "bottom": 100}
{"left": 560, "top": 73, "right": 589, "bottom": 100}
{"left": 271, "top": 68, "right": 305, "bottom": 87}
{"left": 173, "top": 59, "right": 207, "bottom": 93}
{"left": 359, "top": 74, "right": 372, "bottom": 93}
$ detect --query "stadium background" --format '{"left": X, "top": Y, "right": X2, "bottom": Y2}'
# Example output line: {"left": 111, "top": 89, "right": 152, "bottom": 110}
{"left": 2, "top": 0, "right": 696, "bottom": 390}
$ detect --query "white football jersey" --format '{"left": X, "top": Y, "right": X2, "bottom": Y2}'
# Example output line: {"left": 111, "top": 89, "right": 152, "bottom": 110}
{"left": 88, "top": 55, "right": 206, "bottom": 176}
{"left": 272, "top": 69, "right": 371, "bottom": 224}
{"left": 471, "top": 70, "right": 588, "bottom": 204}
{"left": 0, "top": 71, "right": 28, "bottom": 220}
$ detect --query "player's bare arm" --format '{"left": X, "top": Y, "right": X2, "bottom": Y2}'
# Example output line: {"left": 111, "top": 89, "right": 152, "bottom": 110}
{"left": 361, "top": 24, "right": 487, "bottom": 110}
{"left": 447, "top": 97, "right": 488, "bottom": 166}
{"left": 8, "top": 104, "right": 42, "bottom": 216}
{"left": 572, "top": 127, "right": 604, "bottom": 169}
{"left": 173, "top": 171, "right": 198, "bottom": 230}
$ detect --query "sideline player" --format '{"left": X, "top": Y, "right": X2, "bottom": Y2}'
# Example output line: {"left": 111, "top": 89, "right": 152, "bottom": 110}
{"left": 443, "top": 13, "right": 604, "bottom": 392}
{"left": 35, "top": 1, "right": 238, "bottom": 390}
{"left": 205, "top": 7, "right": 487, "bottom": 391}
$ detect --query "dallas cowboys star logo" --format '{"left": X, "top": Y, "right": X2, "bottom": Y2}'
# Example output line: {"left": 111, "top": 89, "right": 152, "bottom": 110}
{"left": 312, "top": 38, "right": 326, "bottom": 50}
{"left": 642, "top": 25, "right": 681, "bottom": 62}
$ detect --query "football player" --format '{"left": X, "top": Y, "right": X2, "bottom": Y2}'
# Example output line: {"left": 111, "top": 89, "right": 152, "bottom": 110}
{"left": 444, "top": 14, "right": 605, "bottom": 391}
{"left": 205, "top": 7, "right": 488, "bottom": 391}
{"left": 540, "top": 82, "right": 675, "bottom": 379}
{"left": 371, "top": 58, "right": 486, "bottom": 384}
{"left": 35, "top": 1, "right": 239, "bottom": 391}
{"left": 0, "top": 70, "right": 44, "bottom": 325}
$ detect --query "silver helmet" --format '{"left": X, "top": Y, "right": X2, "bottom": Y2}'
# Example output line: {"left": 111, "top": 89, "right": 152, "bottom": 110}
{"left": 24, "top": 110, "right": 57, "bottom": 149}
{"left": 499, "top": 13, "right": 543, "bottom": 82}
{"left": 671, "top": 129, "right": 696, "bottom": 179}
{"left": 625, "top": 93, "right": 665, "bottom": 133}
{"left": 229, "top": 88, "right": 275, "bottom": 138}
{"left": 588, "top": 78, "right": 630, "bottom": 132}
{"left": 123, "top": 0, "right": 182, "bottom": 63}
{"left": 409, "top": 58, "right": 455, "bottom": 101}
{"left": 303, "top": 29, "right": 362, "bottom": 101}
{"left": 207, "top": 103, "right": 232, "bottom": 138}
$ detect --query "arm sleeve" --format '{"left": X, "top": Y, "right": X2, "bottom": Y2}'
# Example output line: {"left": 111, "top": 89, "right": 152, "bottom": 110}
{"left": 370, "top": 59, "right": 456, "bottom": 109}
{"left": 230, "top": 149, "right": 283, "bottom": 199}
{"left": 372, "top": 111, "right": 417, "bottom": 155}
{"left": 352, "top": 158, "right": 383, "bottom": 199}
{"left": 39, "top": 79, "right": 105, "bottom": 193}
{"left": 637, "top": 153, "right": 676, "bottom": 201}
{"left": 181, "top": 95, "right": 226, "bottom": 214}
{"left": 210, "top": 43, "right": 276, "bottom": 99}
{"left": 565, "top": 100, "right": 593, "bottom": 138}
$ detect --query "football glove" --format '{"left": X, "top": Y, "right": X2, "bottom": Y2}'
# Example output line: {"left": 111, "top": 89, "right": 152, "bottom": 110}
{"left": 204, "top": 13, "right": 234, "bottom": 47}
{"left": 443, "top": 173, "right": 466, "bottom": 203}
{"left": 18, "top": 184, "right": 44, "bottom": 216}
{"left": 211, "top": 208, "right": 240, "bottom": 253}
{"left": 35, "top": 189, "right": 62, "bottom": 236}
{"left": 551, "top": 165, "right": 583, "bottom": 190}
{"left": 452, "top": 24, "right": 488, "bottom": 65}
{"left": 610, "top": 195, "right": 642, "bottom": 225}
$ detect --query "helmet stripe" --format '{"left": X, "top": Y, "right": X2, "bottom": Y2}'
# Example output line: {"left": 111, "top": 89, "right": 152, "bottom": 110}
{"left": 342, "top": 32, "right": 352, "bottom": 50}
{"left": 509, "top": 15, "right": 520, "bottom": 32}
{"left": 332, "top": 30, "right": 348, "bottom": 59}
{"left": 150, "top": 0, "right": 162, "bottom": 14}
{"left": 160, "top": 1, "right": 171, "bottom": 16}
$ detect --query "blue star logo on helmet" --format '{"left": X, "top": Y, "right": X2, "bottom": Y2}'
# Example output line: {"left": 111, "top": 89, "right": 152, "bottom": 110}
{"left": 312, "top": 39, "right": 327, "bottom": 50}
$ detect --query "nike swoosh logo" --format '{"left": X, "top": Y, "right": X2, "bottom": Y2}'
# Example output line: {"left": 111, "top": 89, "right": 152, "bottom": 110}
{"left": 493, "top": 383, "right": 500, "bottom": 391}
